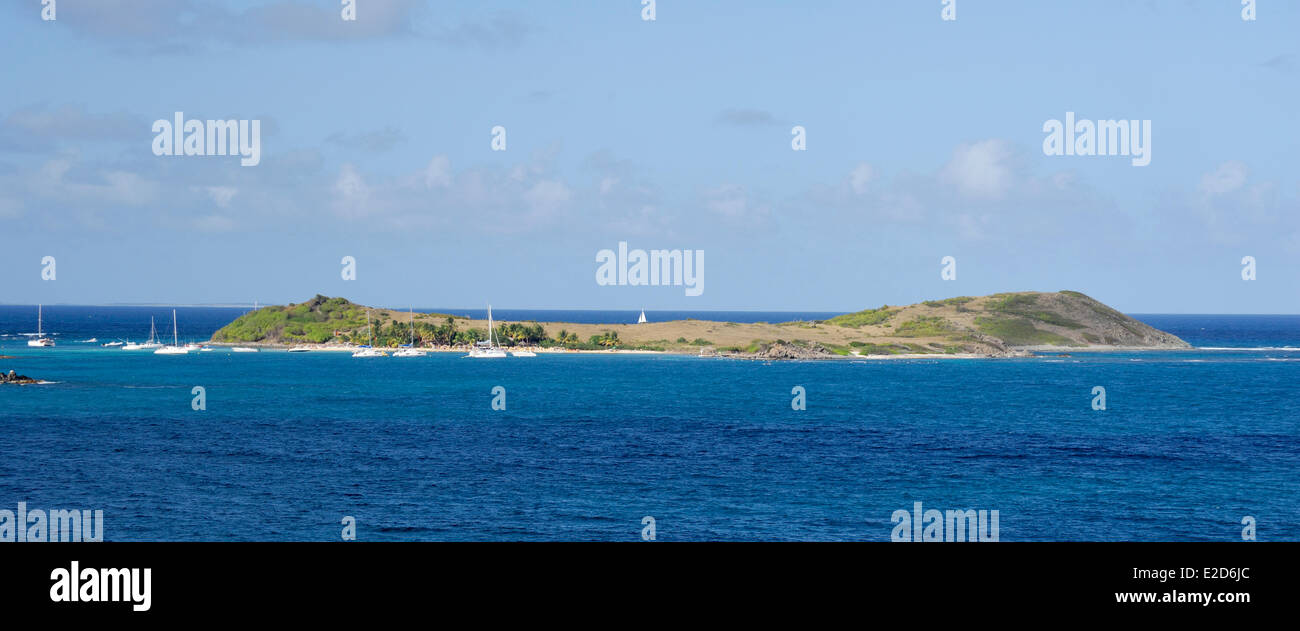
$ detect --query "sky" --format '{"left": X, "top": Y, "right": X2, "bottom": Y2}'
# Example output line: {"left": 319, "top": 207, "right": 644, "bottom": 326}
{"left": 0, "top": 0, "right": 1297, "bottom": 313}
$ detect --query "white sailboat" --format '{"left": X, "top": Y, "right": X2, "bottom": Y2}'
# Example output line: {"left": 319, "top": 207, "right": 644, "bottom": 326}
{"left": 154, "top": 310, "right": 191, "bottom": 354}
{"left": 353, "top": 309, "right": 386, "bottom": 357}
{"left": 637, "top": 309, "right": 647, "bottom": 324}
{"left": 393, "top": 307, "right": 426, "bottom": 357}
{"left": 466, "top": 305, "right": 506, "bottom": 358}
{"left": 124, "top": 317, "right": 162, "bottom": 350}
{"left": 27, "top": 305, "right": 54, "bottom": 347}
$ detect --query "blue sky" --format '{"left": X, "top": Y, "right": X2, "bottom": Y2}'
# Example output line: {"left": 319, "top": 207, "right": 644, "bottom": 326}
{"left": 1, "top": 0, "right": 1297, "bottom": 313}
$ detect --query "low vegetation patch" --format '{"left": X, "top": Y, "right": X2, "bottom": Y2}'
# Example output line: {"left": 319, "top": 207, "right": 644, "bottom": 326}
{"left": 975, "top": 317, "right": 1080, "bottom": 346}
{"left": 894, "top": 316, "right": 954, "bottom": 337}
{"left": 986, "top": 292, "right": 1084, "bottom": 329}
{"left": 826, "top": 306, "right": 898, "bottom": 328}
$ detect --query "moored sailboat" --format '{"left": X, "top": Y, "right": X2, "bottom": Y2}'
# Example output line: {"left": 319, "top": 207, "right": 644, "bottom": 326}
{"left": 26, "top": 305, "right": 54, "bottom": 347}
{"left": 154, "top": 310, "right": 191, "bottom": 354}
{"left": 466, "top": 305, "right": 506, "bottom": 358}
{"left": 353, "top": 309, "right": 386, "bottom": 357}
{"left": 393, "top": 307, "right": 426, "bottom": 357}
{"left": 123, "top": 317, "right": 163, "bottom": 350}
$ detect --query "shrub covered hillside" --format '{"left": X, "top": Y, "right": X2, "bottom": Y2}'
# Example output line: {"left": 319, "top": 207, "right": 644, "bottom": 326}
{"left": 212, "top": 295, "right": 378, "bottom": 344}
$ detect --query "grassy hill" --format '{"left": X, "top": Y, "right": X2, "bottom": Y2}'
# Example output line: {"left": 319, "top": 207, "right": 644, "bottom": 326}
{"left": 211, "top": 295, "right": 465, "bottom": 345}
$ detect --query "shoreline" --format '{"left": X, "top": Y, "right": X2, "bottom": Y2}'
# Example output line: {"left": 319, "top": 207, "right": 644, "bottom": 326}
{"left": 201, "top": 341, "right": 1204, "bottom": 360}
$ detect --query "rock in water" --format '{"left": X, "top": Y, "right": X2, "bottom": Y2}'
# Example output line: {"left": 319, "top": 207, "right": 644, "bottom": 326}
{"left": 1, "top": 369, "right": 40, "bottom": 385}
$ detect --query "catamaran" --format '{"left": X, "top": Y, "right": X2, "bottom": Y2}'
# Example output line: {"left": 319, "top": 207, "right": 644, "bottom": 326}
{"left": 154, "top": 310, "right": 191, "bottom": 354}
{"left": 27, "top": 305, "right": 54, "bottom": 347}
{"left": 466, "top": 305, "right": 507, "bottom": 358}
{"left": 353, "top": 309, "right": 386, "bottom": 357}
{"left": 393, "top": 307, "right": 426, "bottom": 357}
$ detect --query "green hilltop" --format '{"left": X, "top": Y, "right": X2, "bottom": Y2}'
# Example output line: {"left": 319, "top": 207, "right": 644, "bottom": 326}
{"left": 211, "top": 295, "right": 465, "bottom": 345}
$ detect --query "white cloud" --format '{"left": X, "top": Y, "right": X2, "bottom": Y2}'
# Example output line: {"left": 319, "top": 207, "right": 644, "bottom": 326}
{"left": 1199, "top": 161, "right": 1248, "bottom": 195}
{"left": 523, "top": 180, "right": 571, "bottom": 214}
{"left": 32, "top": 157, "right": 159, "bottom": 206}
{"left": 422, "top": 155, "right": 452, "bottom": 189}
{"left": 201, "top": 186, "right": 238, "bottom": 208}
{"left": 704, "top": 184, "right": 749, "bottom": 217}
{"left": 848, "top": 162, "right": 876, "bottom": 194}
{"left": 940, "top": 139, "right": 1014, "bottom": 200}
{"left": 331, "top": 163, "right": 371, "bottom": 219}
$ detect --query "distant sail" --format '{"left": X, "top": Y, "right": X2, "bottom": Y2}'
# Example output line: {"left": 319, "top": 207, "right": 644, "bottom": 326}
{"left": 638, "top": 310, "right": 647, "bottom": 324}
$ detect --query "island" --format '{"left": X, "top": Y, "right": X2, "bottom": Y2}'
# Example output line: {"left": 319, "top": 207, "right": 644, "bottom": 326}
{"left": 207, "top": 291, "right": 1190, "bottom": 359}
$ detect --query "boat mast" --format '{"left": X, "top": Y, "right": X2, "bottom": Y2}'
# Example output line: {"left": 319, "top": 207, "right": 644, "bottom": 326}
{"left": 37, "top": 304, "right": 42, "bottom": 337}
{"left": 172, "top": 309, "right": 178, "bottom": 346}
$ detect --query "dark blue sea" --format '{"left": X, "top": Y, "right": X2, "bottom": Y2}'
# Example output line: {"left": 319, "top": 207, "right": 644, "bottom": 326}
{"left": 1, "top": 306, "right": 1297, "bottom": 541}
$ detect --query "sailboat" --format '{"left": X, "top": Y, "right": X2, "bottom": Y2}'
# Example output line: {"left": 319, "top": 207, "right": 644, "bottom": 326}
{"left": 637, "top": 309, "right": 647, "bottom": 324}
{"left": 27, "top": 305, "right": 54, "bottom": 347}
{"left": 466, "top": 305, "right": 506, "bottom": 358}
{"left": 352, "top": 309, "right": 386, "bottom": 357}
{"left": 393, "top": 308, "right": 426, "bottom": 357}
{"left": 154, "top": 310, "right": 191, "bottom": 354}
{"left": 123, "top": 317, "right": 162, "bottom": 350}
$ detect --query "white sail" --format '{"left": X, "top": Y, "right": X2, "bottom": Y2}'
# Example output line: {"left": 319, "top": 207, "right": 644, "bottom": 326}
{"left": 466, "top": 304, "right": 506, "bottom": 358}
{"left": 27, "top": 305, "right": 54, "bottom": 347}
{"left": 155, "top": 309, "right": 191, "bottom": 354}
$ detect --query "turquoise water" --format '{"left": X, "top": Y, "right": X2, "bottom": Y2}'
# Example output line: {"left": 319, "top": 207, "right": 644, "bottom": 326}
{"left": 1, "top": 309, "right": 1298, "bottom": 541}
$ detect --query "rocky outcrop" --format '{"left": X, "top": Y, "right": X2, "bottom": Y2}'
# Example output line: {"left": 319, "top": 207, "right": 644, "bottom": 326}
{"left": 756, "top": 341, "right": 835, "bottom": 359}
{"left": 1, "top": 369, "right": 40, "bottom": 385}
